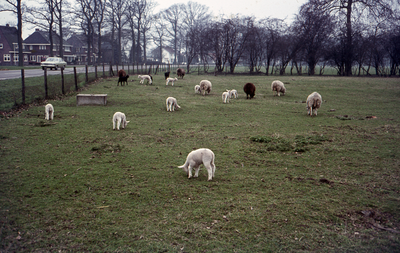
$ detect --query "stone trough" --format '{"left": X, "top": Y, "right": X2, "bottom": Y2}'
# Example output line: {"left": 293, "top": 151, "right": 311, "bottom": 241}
{"left": 76, "top": 94, "right": 107, "bottom": 106}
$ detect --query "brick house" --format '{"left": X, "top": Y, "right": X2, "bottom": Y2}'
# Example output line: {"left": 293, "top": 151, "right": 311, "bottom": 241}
{"left": 0, "top": 24, "right": 30, "bottom": 66}
{"left": 23, "top": 28, "right": 74, "bottom": 65}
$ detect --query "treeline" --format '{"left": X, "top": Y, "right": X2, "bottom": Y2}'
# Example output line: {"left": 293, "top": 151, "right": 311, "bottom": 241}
{"left": 3, "top": 0, "right": 400, "bottom": 76}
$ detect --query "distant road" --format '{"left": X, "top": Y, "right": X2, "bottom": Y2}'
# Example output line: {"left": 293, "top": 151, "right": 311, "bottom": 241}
{"left": 0, "top": 66, "right": 107, "bottom": 81}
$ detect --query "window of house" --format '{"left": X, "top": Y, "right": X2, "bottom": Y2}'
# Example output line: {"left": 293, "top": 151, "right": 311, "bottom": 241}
{"left": 39, "top": 45, "right": 46, "bottom": 50}
{"left": 30, "top": 45, "right": 33, "bottom": 50}
{"left": 13, "top": 55, "right": 19, "bottom": 62}
{"left": 65, "top": 46, "right": 71, "bottom": 52}
{"left": 4, "top": 54, "right": 10, "bottom": 62}
{"left": 24, "top": 55, "right": 28, "bottom": 62}
{"left": 0, "top": 43, "right": 3, "bottom": 49}
{"left": 30, "top": 55, "right": 36, "bottom": 61}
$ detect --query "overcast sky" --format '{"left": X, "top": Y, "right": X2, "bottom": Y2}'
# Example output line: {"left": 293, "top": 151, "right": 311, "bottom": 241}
{"left": 0, "top": 0, "right": 308, "bottom": 39}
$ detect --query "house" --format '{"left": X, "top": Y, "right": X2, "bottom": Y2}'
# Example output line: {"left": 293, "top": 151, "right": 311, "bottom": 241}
{"left": 0, "top": 24, "right": 30, "bottom": 66}
{"left": 23, "top": 28, "right": 74, "bottom": 64}
{"left": 151, "top": 46, "right": 175, "bottom": 64}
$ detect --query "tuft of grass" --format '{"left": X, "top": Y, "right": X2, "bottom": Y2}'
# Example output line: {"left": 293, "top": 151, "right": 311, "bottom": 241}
{"left": 0, "top": 73, "right": 399, "bottom": 252}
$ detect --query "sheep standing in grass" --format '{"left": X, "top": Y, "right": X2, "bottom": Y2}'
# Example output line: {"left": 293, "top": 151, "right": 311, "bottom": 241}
{"left": 271, "top": 80, "right": 286, "bottom": 96}
{"left": 222, "top": 91, "right": 230, "bottom": 103}
{"left": 243, "top": 82, "right": 256, "bottom": 99}
{"left": 306, "top": 92, "right": 322, "bottom": 116}
{"left": 178, "top": 148, "right": 216, "bottom": 181}
{"left": 138, "top": 75, "right": 153, "bottom": 84}
{"left": 45, "top": 103, "right": 54, "bottom": 120}
{"left": 194, "top": 85, "right": 201, "bottom": 94}
{"left": 112, "top": 112, "right": 129, "bottom": 130}
{"left": 166, "top": 97, "right": 181, "bottom": 112}
{"left": 199, "top": 80, "right": 212, "bottom": 96}
{"left": 177, "top": 68, "right": 185, "bottom": 79}
{"left": 166, "top": 77, "right": 178, "bottom": 86}
{"left": 228, "top": 89, "right": 238, "bottom": 98}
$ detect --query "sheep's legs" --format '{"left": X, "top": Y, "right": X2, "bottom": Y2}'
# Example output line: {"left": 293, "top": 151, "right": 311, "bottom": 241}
{"left": 204, "top": 162, "right": 214, "bottom": 181}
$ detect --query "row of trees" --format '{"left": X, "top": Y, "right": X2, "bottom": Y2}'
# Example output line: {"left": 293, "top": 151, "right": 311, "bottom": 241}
{"left": 1, "top": 0, "right": 400, "bottom": 76}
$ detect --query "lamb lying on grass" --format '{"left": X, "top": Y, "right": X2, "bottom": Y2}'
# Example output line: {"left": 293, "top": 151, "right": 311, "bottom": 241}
{"left": 271, "top": 80, "right": 286, "bottom": 96}
{"left": 194, "top": 85, "right": 201, "bottom": 94}
{"left": 228, "top": 89, "right": 238, "bottom": 98}
{"left": 199, "top": 80, "right": 212, "bottom": 96}
{"left": 138, "top": 75, "right": 153, "bottom": 84}
{"left": 306, "top": 92, "right": 322, "bottom": 116}
{"left": 222, "top": 91, "right": 230, "bottom": 103}
{"left": 166, "top": 77, "right": 178, "bottom": 86}
{"left": 45, "top": 103, "right": 54, "bottom": 120}
{"left": 166, "top": 97, "right": 181, "bottom": 111}
{"left": 178, "top": 148, "right": 216, "bottom": 181}
{"left": 112, "top": 112, "right": 129, "bottom": 130}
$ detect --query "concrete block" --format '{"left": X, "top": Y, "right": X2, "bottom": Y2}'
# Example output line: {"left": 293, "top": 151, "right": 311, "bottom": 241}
{"left": 77, "top": 94, "right": 107, "bottom": 106}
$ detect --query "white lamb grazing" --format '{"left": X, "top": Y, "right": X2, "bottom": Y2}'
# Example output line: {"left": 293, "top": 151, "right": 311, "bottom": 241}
{"left": 271, "top": 80, "right": 286, "bottom": 96}
{"left": 178, "top": 148, "right": 216, "bottom": 181}
{"left": 45, "top": 103, "right": 54, "bottom": 120}
{"left": 228, "top": 89, "right": 238, "bottom": 98}
{"left": 194, "top": 85, "right": 201, "bottom": 94}
{"left": 222, "top": 91, "right": 230, "bottom": 103}
{"left": 166, "top": 77, "right": 178, "bottom": 86}
{"left": 306, "top": 92, "right": 322, "bottom": 116}
{"left": 199, "top": 80, "right": 212, "bottom": 96}
{"left": 138, "top": 75, "right": 152, "bottom": 84}
{"left": 166, "top": 97, "right": 181, "bottom": 112}
{"left": 112, "top": 112, "right": 129, "bottom": 130}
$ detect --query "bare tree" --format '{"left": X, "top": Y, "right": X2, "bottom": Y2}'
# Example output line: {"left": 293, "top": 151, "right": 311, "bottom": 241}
{"left": 94, "top": 0, "right": 107, "bottom": 64}
{"left": 107, "top": 0, "right": 128, "bottom": 64}
{"left": 293, "top": 2, "right": 335, "bottom": 75}
{"left": 310, "top": 0, "right": 394, "bottom": 76}
{"left": 163, "top": 4, "right": 184, "bottom": 64}
{"left": 0, "top": 0, "right": 24, "bottom": 66}
{"left": 24, "top": 0, "right": 56, "bottom": 57}
{"left": 75, "top": 0, "right": 96, "bottom": 65}
{"left": 151, "top": 13, "right": 166, "bottom": 62}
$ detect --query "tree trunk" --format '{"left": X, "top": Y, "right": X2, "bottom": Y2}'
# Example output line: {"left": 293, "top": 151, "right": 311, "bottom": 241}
{"left": 17, "top": 0, "right": 23, "bottom": 66}
{"left": 344, "top": 0, "right": 353, "bottom": 76}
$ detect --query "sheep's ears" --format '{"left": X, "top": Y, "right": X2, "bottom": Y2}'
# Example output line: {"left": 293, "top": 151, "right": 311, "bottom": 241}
{"left": 126, "top": 121, "right": 130, "bottom": 124}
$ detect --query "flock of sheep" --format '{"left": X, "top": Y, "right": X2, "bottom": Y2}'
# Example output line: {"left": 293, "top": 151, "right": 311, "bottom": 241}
{"left": 43, "top": 67, "right": 322, "bottom": 181}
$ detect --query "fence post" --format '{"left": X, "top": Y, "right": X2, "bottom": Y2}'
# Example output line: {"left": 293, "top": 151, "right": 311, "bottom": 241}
{"left": 85, "top": 65, "right": 88, "bottom": 83}
{"left": 74, "top": 67, "right": 78, "bottom": 91}
{"left": 44, "top": 68, "right": 48, "bottom": 99}
{"left": 132, "top": 63, "right": 135, "bottom": 75}
{"left": 21, "top": 69, "right": 25, "bottom": 104}
{"left": 103, "top": 63, "right": 105, "bottom": 77}
{"left": 95, "top": 65, "right": 98, "bottom": 79}
{"left": 61, "top": 68, "right": 65, "bottom": 95}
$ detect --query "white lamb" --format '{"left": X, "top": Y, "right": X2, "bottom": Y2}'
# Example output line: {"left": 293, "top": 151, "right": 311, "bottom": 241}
{"left": 199, "top": 80, "right": 212, "bottom": 96}
{"left": 306, "top": 92, "right": 322, "bottom": 116}
{"left": 112, "top": 112, "right": 129, "bottom": 130}
{"left": 178, "top": 148, "right": 216, "bottom": 181}
{"left": 166, "top": 77, "right": 178, "bottom": 86}
{"left": 271, "top": 80, "right": 286, "bottom": 96}
{"left": 45, "top": 103, "right": 54, "bottom": 120}
{"left": 222, "top": 91, "right": 230, "bottom": 103}
{"left": 194, "top": 85, "right": 201, "bottom": 94}
{"left": 166, "top": 97, "right": 181, "bottom": 112}
{"left": 228, "top": 89, "right": 238, "bottom": 98}
{"left": 138, "top": 75, "right": 152, "bottom": 84}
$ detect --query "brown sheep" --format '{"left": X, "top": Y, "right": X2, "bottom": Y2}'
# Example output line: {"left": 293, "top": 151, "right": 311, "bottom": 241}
{"left": 118, "top": 69, "right": 127, "bottom": 78}
{"left": 177, "top": 68, "right": 185, "bottom": 79}
{"left": 243, "top": 82, "right": 256, "bottom": 99}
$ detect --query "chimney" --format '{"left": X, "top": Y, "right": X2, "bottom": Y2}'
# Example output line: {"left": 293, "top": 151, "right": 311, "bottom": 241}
{"left": 35, "top": 28, "right": 39, "bottom": 32}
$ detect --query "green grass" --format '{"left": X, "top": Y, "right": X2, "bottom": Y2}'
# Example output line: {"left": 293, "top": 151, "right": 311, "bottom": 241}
{"left": 1, "top": 73, "right": 399, "bottom": 252}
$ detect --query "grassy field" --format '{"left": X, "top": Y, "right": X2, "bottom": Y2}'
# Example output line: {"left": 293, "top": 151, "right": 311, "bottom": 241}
{"left": 0, "top": 73, "right": 399, "bottom": 252}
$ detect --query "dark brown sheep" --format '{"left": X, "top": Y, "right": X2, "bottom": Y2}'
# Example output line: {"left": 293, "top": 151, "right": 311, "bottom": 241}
{"left": 243, "top": 82, "right": 256, "bottom": 99}
{"left": 118, "top": 69, "right": 127, "bottom": 78}
{"left": 177, "top": 68, "right": 185, "bottom": 79}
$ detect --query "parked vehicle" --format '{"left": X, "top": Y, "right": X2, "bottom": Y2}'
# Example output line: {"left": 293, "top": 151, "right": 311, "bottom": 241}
{"left": 41, "top": 57, "right": 67, "bottom": 70}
